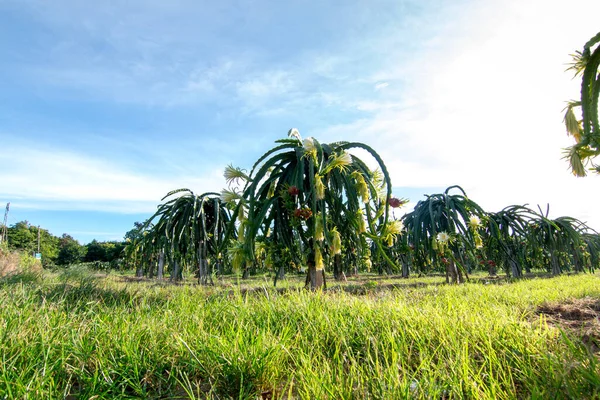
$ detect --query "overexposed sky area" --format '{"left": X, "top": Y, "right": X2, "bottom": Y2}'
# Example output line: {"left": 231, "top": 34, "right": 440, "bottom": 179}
{"left": 1, "top": 0, "right": 599, "bottom": 242}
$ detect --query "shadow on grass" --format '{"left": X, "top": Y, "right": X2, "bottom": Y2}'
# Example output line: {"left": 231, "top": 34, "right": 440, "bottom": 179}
{"left": 0, "top": 270, "right": 42, "bottom": 286}
{"left": 36, "top": 278, "right": 170, "bottom": 310}
{"left": 47, "top": 269, "right": 597, "bottom": 302}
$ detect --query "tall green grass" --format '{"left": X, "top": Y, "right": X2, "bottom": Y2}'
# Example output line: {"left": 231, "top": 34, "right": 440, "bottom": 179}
{"left": 0, "top": 273, "right": 599, "bottom": 399}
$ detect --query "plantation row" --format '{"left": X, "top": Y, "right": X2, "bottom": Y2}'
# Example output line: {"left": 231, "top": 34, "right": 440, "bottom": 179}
{"left": 126, "top": 130, "right": 600, "bottom": 288}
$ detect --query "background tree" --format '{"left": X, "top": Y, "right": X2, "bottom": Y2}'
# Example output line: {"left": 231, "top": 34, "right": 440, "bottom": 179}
{"left": 124, "top": 221, "right": 146, "bottom": 242}
{"left": 6, "top": 221, "right": 59, "bottom": 267}
{"left": 6, "top": 221, "right": 36, "bottom": 252}
{"left": 85, "top": 239, "right": 107, "bottom": 262}
{"left": 84, "top": 240, "right": 126, "bottom": 269}
{"left": 56, "top": 234, "right": 86, "bottom": 266}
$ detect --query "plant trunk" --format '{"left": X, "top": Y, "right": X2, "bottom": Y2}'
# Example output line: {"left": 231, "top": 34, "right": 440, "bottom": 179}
{"left": 524, "top": 259, "right": 531, "bottom": 274}
{"left": 400, "top": 254, "right": 410, "bottom": 278}
{"left": 333, "top": 254, "right": 340, "bottom": 279}
{"left": 509, "top": 259, "right": 521, "bottom": 278}
{"left": 197, "top": 242, "right": 212, "bottom": 285}
{"left": 198, "top": 259, "right": 210, "bottom": 284}
{"left": 306, "top": 262, "right": 326, "bottom": 290}
{"left": 446, "top": 259, "right": 460, "bottom": 284}
{"left": 508, "top": 248, "right": 522, "bottom": 278}
{"left": 206, "top": 259, "right": 212, "bottom": 284}
{"left": 573, "top": 250, "right": 582, "bottom": 273}
{"left": 157, "top": 250, "right": 164, "bottom": 279}
{"left": 551, "top": 251, "right": 561, "bottom": 275}
{"left": 171, "top": 260, "right": 182, "bottom": 282}
{"left": 276, "top": 264, "right": 286, "bottom": 284}
{"left": 273, "top": 264, "right": 286, "bottom": 287}
{"left": 333, "top": 254, "right": 346, "bottom": 281}
{"left": 148, "top": 256, "right": 155, "bottom": 278}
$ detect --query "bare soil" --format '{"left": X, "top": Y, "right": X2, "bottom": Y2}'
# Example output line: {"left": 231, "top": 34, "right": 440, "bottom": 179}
{"left": 537, "top": 297, "right": 600, "bottom": 355}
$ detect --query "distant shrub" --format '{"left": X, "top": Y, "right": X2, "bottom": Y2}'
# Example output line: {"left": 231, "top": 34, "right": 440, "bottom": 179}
{"left": 364, "top": 280, "right": 378, "bottom": 289}
{"left": 19, "top": 252, "right": 42, "bottom": 271}
{"left": 0, "top": 246, "right": 19, "bottom": 277}
{"left": 58, "top": 263, "right": 95, "bottom": 282}
{"left": 0, "top": 246, "right": 42, "bottom": 283}
{"left": 57, "top": 259, "right": 123, "bottom": 272}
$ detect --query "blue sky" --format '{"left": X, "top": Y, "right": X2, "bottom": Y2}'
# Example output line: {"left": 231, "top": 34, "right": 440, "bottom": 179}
{"left": 1, "top": 0, "right": 599, "bottom": 244}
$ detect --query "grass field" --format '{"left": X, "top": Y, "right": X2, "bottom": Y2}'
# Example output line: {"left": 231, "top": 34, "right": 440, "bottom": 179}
{"left": 1, "top": 269, "right": 599, "bottom": 399}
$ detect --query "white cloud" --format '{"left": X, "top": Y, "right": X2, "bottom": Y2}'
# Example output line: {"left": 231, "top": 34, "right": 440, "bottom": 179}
{"left": 0, "top": 142, "right": 228, "bottom": 213}
{"left": 236, "top": 71, "right": 294, "bottom": 98}
{"left": 318, "top": 0, "right": 600, "bottom": 229}
{"left": 374, "top": 82, "right": 389, "bottom": 90}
